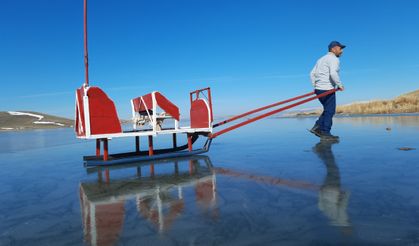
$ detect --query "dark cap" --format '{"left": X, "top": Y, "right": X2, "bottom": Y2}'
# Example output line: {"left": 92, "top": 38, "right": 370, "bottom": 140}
{"left": 328, "top": 41, "right": 346, "bottom": 50}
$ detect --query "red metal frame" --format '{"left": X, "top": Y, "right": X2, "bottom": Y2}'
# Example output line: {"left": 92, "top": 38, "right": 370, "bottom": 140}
{"left": 96, "top": 139, "right": 100, "bottom": 157}
{"left": 148, "top": 136, "right": 154, "bottom": 156}
{"left": 210, "top": 89, "right": 338, "bottom": 139}
{"left": 103, "top": 139, "right": 109, "bottom": 161}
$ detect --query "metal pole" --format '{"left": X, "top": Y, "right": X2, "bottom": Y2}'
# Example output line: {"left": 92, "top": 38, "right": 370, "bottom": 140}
{"left": 148, "top": 135, "right": 154, "bottom": 156}
{"left": 83, "top": 0, "right": 89, "bottom": 86}
{"left": 207, "top": 88, "right": 213, "bottom": 121}
{"left": 135, "top": 136, "right": 140, "bottom": 153}
{"left": 103, "top": 139, "right": 108, "bottom": 161}
{"left": 172, "top": 133, "right": 177, "bottom": 148}
{"left": 96, "top": 139, "right": 100, "bottom": 157}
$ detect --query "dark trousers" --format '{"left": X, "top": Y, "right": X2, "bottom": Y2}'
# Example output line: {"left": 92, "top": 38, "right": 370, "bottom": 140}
{"left": 315, "top": 89, "right": 336, "bottom": 133}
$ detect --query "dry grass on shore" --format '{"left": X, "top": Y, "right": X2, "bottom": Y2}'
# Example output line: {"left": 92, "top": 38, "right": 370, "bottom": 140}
{"left": 336, "top": 90, "right": 419, "bottom": 114}
{"left": 293, "top": 89, "right": 419, "bottom": 116}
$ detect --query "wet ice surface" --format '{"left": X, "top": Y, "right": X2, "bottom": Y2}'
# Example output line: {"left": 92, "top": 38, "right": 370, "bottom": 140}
{"left": 0, "top": 115, "right": 419, "bottom": 246}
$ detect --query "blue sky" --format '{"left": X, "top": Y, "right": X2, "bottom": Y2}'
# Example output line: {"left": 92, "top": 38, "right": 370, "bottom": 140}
{"left": 1, "top": 0, "right": 418, "bottom": 119}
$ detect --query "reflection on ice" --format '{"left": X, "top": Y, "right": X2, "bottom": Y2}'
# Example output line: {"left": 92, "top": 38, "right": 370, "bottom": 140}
{"left": 313, "top": 139, "right": 351, "bottom": 229}
{"left": 79, "top": 147, "right": 352, "bottom": 245}
{"left": 215, "top": 143, "right": 352, "bottom": 231}
{"left": 335, "top": 114, "right": 419, "bottom": 128}
{"left": 79, "top": 156, "right": 217, "bottom": 246}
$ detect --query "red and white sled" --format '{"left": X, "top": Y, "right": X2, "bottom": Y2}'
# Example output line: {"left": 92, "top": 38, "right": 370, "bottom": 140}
{"left": 75, "top": 85, "right": 214, "bottom": 166}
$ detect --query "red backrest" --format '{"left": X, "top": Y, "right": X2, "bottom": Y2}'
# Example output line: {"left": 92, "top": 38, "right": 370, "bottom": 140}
{"left": 190, "top": 98, "right": 212, "bottom": 128}
{"left": 131, "top": 92, "right": 180, "bottom": 121}
{"left": 132, "top": 93, "right": 153, "bottom": 112}
{"left": 155, "top": 92, "right": 180, "bottom": 121}
{"left": 87, "top": 87, "right": 122, "bottom": 135}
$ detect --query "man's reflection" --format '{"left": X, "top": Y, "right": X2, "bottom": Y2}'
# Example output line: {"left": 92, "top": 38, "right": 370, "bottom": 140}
{"left": 313, "top": 139, "right": 351, "bottom": 229}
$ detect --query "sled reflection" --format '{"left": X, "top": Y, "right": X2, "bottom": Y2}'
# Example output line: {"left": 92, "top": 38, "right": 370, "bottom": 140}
{"left": 79, "top": 155, "right": 216, "bottom": 246}
{"left": 79, "top": 143, "right": 351, "bottom": 245}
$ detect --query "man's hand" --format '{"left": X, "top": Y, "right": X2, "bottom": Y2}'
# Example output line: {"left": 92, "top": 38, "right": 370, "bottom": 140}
{"left": 338, "top": 86, "right": 345, "bottom": 91}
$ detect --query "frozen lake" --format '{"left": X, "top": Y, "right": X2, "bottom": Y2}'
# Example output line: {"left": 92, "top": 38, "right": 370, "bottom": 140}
{"left": 0, "top": 115, "right": 419, "bottom": 245}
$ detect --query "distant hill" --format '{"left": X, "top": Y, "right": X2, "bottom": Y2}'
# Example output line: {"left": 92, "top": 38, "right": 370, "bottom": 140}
{"left": 336, "top": 89, "right": 419, "bottom": 115}
{"left": 0, "top": 111, "right": 73, "bottom": 131}
{"left": 294, "top": 89, "right": 419, "bottom": 116}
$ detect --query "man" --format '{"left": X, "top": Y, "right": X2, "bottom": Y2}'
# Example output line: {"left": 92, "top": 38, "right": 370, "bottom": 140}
{"left": 310, "top": 41, "right": 346, "bottom": 140}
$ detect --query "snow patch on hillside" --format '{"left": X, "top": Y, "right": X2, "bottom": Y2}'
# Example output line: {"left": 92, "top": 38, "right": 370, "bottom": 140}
{"left": 7, "top": 111, "right": 65, "bottom": 127}
{"left": 8, "top": 111, "right": 43, "bottom": 120}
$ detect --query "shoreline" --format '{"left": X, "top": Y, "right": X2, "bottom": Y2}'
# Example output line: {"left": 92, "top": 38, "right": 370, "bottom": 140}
{"left": 2, "top": 113, "right": 419, "bottom": 132}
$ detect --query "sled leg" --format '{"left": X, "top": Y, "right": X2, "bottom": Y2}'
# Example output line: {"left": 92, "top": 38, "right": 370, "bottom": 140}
{"left": 103, "top": 139, "right": 108, "bottom": 161}
{"left": 172, "top": 133, "right": 177, "bottom": 148}
{"left": 96, "top": 139, "right": 101, "bottom": 157}
{"left": 135, "top": 136, "right": 140, "bottom": 153}
{"left": 148, "top": 136, "right": 154, "bottom": 156}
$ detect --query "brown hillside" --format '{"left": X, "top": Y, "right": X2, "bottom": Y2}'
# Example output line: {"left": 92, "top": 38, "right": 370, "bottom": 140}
{"left": 0, "top": 111, "right": 73, "bottom": 131}
{"left": 336, "top": 90, "right": 419, "bottom": 114}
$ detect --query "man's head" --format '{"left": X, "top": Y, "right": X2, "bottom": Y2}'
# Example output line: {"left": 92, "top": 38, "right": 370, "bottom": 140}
{"left": 328, "top": 41, "right": 346, "bottom": 57}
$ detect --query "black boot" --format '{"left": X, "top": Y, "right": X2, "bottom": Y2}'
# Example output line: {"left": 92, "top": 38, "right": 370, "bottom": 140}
{"left": 310, "top": 127, "right": 323, "bottom": 138}
{"left": 310, "top": 124, "right": 320, "bottom": 134}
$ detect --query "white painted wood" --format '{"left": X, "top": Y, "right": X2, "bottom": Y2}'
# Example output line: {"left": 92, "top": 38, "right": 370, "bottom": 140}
{"left": 77, "top": 126, "right": 211, "bottom": 139}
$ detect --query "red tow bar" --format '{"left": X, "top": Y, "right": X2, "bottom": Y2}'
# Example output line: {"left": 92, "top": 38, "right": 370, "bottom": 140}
{"left": 210, "top": 89, "right": 338, "bottom": 139}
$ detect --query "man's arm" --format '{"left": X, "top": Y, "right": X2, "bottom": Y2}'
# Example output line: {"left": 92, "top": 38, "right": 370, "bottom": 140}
{"left": 330, "top": 58, "right": 344, "bottom": 90}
